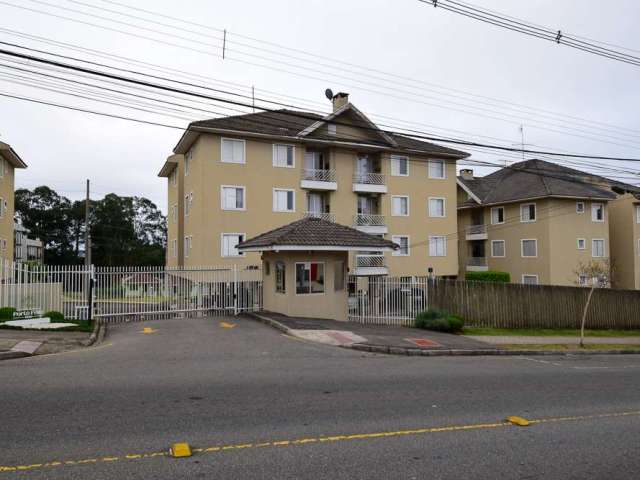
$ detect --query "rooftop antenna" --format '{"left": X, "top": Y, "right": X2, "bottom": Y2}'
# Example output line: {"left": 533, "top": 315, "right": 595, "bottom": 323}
{"left": 324, "top": 88, "right": 334, "bottom": 101}
{"left": 510, "top": 124, "right": 535, "bottom": 166}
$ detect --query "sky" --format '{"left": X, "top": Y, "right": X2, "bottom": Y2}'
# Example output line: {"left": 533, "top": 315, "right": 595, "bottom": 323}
{"left": 0, "top": 0, "right": 639, "bottom": 213}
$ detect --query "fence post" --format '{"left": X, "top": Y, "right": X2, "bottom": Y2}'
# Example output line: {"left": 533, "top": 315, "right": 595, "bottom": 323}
{"left": 88, "top": 265, "right": 95, "bottom": 322}
{"left": 233, "top": 264, "right": 238, "bottom": 316}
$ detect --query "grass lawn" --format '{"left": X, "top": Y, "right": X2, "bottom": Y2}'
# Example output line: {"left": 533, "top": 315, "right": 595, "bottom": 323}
{"left": 463, "top": 327, "right": 640, "bottom": 337}
{"left": 502, "top": 343, "right": 640, "bottom": 351}
{"left": 0, "top": 320, "right": 94, "bottom": 333}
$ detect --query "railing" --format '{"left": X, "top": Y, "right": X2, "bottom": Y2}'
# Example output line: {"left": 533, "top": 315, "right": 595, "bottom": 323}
{"left": 301, "top": 168, "right": 336, "bottom": 183}
{"left": 303, "top": 211, "right": 336, "bottom": 222}
{"left": 466, "top": 224, "right": 487, "bottom": 235}
{"left": 467, "top": 257, "right": 487, "bottom": 267}
{"left": 355, "top": 254, "right": 386, "bottom": 268}
{"left": 354, "top": 213, "right": 386, "bottom": 227}
{"left": 353, "top": 172, "right": 386, "bottom": 185}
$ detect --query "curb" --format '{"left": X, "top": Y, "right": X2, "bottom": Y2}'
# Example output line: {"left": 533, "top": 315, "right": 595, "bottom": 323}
{"left": 249, "top": 313, "right": 293, "bottom": 335}
{"left": 0, "top": 350, "right": 30, "bottom": 361}
{"left": 84, "top": 321, "right": 107, "bottom": 347}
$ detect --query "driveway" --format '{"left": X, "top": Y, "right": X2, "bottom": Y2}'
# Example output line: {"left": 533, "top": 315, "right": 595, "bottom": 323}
{"left": 1, "top": 316, "right": 639, "bottom": 479}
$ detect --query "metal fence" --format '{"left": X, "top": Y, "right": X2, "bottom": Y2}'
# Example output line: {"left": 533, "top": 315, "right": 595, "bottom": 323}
{"left": 348, "top": 275, "right": 428, "bottom": 326}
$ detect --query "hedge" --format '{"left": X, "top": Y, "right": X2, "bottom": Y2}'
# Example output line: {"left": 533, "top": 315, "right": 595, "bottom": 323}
{"left": 465, "top": 271, "right": 511, "bottom": 283}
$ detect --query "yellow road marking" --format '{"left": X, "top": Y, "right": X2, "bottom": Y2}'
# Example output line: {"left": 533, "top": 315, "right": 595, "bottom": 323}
{"left": 506, "top": 416, "right": 531, "bottom": 426}
{"left": 142, "top": 327, "right": 156, "bottom": 334}
{"left": 1, "top": 410, "right": 638, "bottom": 473}
{"left": 219, "top": 322, "right": 235, "bottom": 329}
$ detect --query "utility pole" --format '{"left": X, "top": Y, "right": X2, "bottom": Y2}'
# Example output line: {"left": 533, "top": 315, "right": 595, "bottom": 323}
{"left": 84, "top": 179, "right": 91, "bottom": 267}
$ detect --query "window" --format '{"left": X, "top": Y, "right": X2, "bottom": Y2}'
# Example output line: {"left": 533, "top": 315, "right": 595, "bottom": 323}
{"left": 184, "top": 236, "right": 192, "bottom": 258}
{"left": 392, "top": 235, "right": 410, "bottom": 256}
{"left": 334, "top": 261, "right": 345, "bottom": 291}
{"left": 221, "top": 186, "right": 246, "bottom": 210}
{"left": 636, "top": 205, "right": 640, "bottom": 224}
{"left": 576, "top": 201, "right": 585, "bottom": 214}
{"left": 578, "top": 275, "right": 589, "bottom": 286}
{"left": 390, "top": 155, "right": 409, "bottom": 176}
{"left": 169, "top": 169, "right": 177, "bottom": 186}
{"left": 327, "top": 123, "right": 336, "bottom": 135}
{"left": 491, "top": 240, "right": 505, "bottom": 258}
{"left": 522, "top": 275, "right": 539, "bottom": 285}
{"left": 221, "top": 138, "right": 246, "bottom": 164}
{"left": 592, "top": 239, "right": 605, "bottom": 258}
{"left": 273, "top": 189, "right": 295, "bottom": 212}
{"left": 221, "top": 233, "right": 245, "bottom": 257}
{"left": 638, "top": 238, "right": 640, "bottom": 256}
{"left": 429, "top": 198, "right": 446, "bottom": 218}
{"left": 521, "top": 239, "right": 537, "bottom": 257}
{"left": 171, "top": 239, "right": 177, "bottom": 258}
{"left": 295, "top": 262, "right": 325, "bottom": 294}
{"left": 184, "top": 193, "right": 193, "bottom": 216}
{"left": 391, "top": 196, "right": 409, "bottom": 216}
{"left": 428, "top": 236, "right": 446, "bottom": 257}
{"left": 491, "top": 207, "right": 504, "bottom": 225}
{"left": 184, "top": 148, "right": 193, "bottom": 176}
{"left": 520, "top": 203, "right": 536, "bottom": 222}
{"left": 275, "top": 261, "right": 286, "bottom": 293}
{"left": 577, "top": 238, "right": 586, "bottom": 250}
{"left": 172, "top": 204, "right": 177, "bottom": 223}
{"left": 0, "top": 197, "right": 4, "bottom": 218}
{"left": 0, "top": 158, "right": 4, "bottom": 177}
{"left": 591, "top": 203, "right": 604, "bottom": 222}
{"left": 273, "top": 144, "right": 295, "bottom": 168}
{"left": 428, "top": 159, "right": 445, "bottom": 179}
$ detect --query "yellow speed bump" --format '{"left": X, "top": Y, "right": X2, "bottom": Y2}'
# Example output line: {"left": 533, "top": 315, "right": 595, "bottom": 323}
{"left": 506, "top": 416, "right": 531, "bottom": 427}
{"left": 142, "top": 327, "right": 156, "bottom": 334}
{"left": 169, "top": 443, "right": 192, "bottom": 458}
{"left": 219, "top": 322, "right": 235, "bottom": 329}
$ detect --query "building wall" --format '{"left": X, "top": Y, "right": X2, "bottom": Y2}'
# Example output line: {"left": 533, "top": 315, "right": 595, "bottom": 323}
{"left": 609, "top": 194, "right": 640, "bottom": 289}
{"left": 166, "top": 154, "right": 184, "bottom": 268}
{"left": 0, "top": 156, "right": 15, "bottom": 264}
{"left": 165, "top": 132, "right": 460, "bottom": 277}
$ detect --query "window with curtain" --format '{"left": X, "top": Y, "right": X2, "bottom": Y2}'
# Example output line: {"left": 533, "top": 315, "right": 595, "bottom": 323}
{"left": 296, "top": 262, "right": 325, "bottom": 294}
{"left": 221, "top": 138, "right": 246, "bottom": 164}
{"left": 273, "top": 189, "right": 295, "bottom": 212}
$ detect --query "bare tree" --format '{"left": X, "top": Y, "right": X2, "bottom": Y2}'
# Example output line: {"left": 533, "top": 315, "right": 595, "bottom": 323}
{"left": 573, "top": 259, "right": 612, "bottom": 348}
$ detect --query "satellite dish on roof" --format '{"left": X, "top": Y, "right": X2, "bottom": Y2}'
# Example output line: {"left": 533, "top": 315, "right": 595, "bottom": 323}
{"left": 325, "top": 88, "right": 334, "bottom": 101}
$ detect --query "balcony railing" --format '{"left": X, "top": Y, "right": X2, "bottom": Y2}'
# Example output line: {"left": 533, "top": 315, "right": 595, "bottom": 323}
{"left": 466, "top": 224, "right": 487, "bottom": 236}
{"left": 302, "top": 168, "right": 336, "bottom": 183}
{"left": 303, "top": 211, "right": 336, "bottom": 222}
{"left": 354, "top": 213, "right": 386, "bottom": 227}
{"left": 353, "top": 172, "right": 385, "bottom": 185}
{"left": 467, "top": 256, "right": 487, "bottom": 267}
{"left": 355, "top": 254, "right": 386, "bottom": 268}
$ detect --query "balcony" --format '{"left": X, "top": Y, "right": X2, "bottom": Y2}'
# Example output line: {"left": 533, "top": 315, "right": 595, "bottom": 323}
{"left": 303, "top": 211, "right": 336, "bottom": 222}
{"left": 353, "top": 253, "right": 388, "bottom": 276}
{"left": 353, "top": 213, "right": 387, "bottom": 235}
{"left": 466, "top": 257, "right": 488, "bottom": 272}
{"left": 352, "top": 172, "right": 387, "bottom": 193}
{"left": 300, "top": 168, "right": 337, "bottom": 191}
{"left": 465, "top": 224, "right": 488, "bottom": 241}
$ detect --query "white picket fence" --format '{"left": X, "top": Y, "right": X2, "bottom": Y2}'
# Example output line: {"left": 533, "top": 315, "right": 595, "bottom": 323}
{"left": 348, "top": 275, "right": 429, "bottom": 326}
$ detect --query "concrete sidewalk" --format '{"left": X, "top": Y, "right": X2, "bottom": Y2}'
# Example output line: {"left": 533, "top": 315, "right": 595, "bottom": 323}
{"left": 467, "top": 335, "right": 640, "bottom": 345}
{"left": 0, "top": 328, "right": 94, "bottom": 358}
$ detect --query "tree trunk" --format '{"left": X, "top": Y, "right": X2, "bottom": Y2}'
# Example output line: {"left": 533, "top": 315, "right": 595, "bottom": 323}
{"left": 579, "top": 287, "right": 595, "bottom": 348}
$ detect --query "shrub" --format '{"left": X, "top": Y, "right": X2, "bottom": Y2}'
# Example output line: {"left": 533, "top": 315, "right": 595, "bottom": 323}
{"left": 415, "top": 309, "right": 465, "bottom": 333}
{"left": 465, "top": 271, "right": 511, "bottom": 283}
{"left": 44, "top": 311, "right": 65, "bottom": 322}
{"left": 0, "top": 307, "right": 16, "bottom": 320}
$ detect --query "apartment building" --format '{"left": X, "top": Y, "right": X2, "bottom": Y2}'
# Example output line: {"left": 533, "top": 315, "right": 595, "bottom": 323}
{"left": 609, "top": 193, "right": 640, "bottom": 289}
{"left": 0, "top": 141, "right": 27, "bottom": 264}
{"left": 457, "top": 160, "right": 617, "bottom": 286}
{"left": 159, "top": 93, "right": 469, "bottom": 277}
{"left": 14, "top": 221, "right": 44, "bottom": 264}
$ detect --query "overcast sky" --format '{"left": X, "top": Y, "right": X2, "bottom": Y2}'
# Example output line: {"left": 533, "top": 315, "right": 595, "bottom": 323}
{"left": 1, "top": 0, "right": 638, "bottom": 212}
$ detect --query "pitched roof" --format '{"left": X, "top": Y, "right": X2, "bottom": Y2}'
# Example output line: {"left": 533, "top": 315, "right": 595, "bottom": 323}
{"left": 176, "top": 108, "right": 469, "bottom": 158}
{"left": 237, "top": 217, "right": 399, "bottom": 251}
{"left": 457, "top": 159, "right": 621, "bottom": 207}
{"left": 0, "top": 141, "right": 27, "bottom": 169}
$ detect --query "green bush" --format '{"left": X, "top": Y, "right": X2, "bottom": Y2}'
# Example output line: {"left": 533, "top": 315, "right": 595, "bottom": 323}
{"left": 465, "top": 271, "right": 511, "bottom": 283}
{"left": 0, "top": 307, "right": 16, "bottom": 320}
{"left": 415, "top": 309, "right": 465, "bottom": 333}
{"left": 44, "top": 311, "right": 65, "bottom": 322}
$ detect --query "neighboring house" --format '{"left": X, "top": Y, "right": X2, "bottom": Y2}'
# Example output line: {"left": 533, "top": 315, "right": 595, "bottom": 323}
{"left": 14, "top": 222, "right": 44, "bottom": 264}
{"left": 121, "top": 273, "right": 164, "bottom": 298}
{"left": 158, "top": 92, "right": 469, "bottom": 277}
{"left": 608, "top": 193, "right": 640, "bottom": 290}
{"left": 457, "top": 159, "right": 618, "bottom": 287}
{"left": 0, "top": 141, "right": 27, "bottom": 265}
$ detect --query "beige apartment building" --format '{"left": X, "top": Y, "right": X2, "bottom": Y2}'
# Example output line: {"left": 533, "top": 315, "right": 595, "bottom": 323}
{"left": 457, "top": 160, "right": 618, "bottom": 287}
{"left": 159, "top": 93, "right": 469, "bottom": 277}
{"left": 0, "top": 141, "right": 27, "bottom": 264}
{"left": 609, "top": 193, "right": 640, "bottom": 289}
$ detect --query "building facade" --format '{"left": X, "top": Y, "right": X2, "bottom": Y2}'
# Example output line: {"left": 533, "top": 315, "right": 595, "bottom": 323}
{"left": 14, "top": 222, "right": 44, "bottom": 264}
{"left": 608, "top": 193, "right": 640, "bottom": 290}
{"left": 159, "top": 94, "right": 469, "bottom": 277}
{"left": 0, "top": 141, "right": 27, "bottom": 264}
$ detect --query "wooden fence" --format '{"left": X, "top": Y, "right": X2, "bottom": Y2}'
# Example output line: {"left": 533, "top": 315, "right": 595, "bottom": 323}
{"left": 429, "top": 280, "right": 640, "bottom": 329}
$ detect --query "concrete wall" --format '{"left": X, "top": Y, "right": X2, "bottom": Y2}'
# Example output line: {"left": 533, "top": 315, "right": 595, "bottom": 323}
{"left": 261, "top": 251, "right": 348, "bottom": 321}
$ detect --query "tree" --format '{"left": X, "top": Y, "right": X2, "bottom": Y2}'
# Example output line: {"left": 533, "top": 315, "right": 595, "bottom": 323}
{"left": 573, "top": 259, "right": 613, "bottom": 348}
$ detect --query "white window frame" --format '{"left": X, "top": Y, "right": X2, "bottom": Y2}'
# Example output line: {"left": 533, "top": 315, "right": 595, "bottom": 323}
{"left": 0, "top": 158, "right": 5, "bottom": 178}
{"left": 491, "top": 206, "right": 505, "bottom": 225}
{"left": 390, "top": 155, "right": 409, "bottom": 177}
{"left": 0, "top": 196, "right": 4, "bottom": 218}
{"left": 491, "top": 240, "right": 506, "bottom": 258}
{"left": 221, "top": 138, "right": 246, "bottom": 164}
{"left": 221, "top": 233, "right": 246, "bottom": 258}
{"left": 184, "top": 148, "right": 193, "bottom": 176}
{"left": 170, "top": 168, "right": 177, "bottom": 186}
{"left": 578, "top": 274, "right": 589, "bottom": 286}
{"left": 637, "top": 238, "right": 640, "bottom": 256}
{"left": 171, "top": 239, "right": 177, "bottom": 258}
{"left": 592, "top": 238, "right": 605, "bottom": 258}
{"left": 576, "top": 201, "right": 585, "bottom": 214}
{"left": 220, "top": 185, "right": 246, "bottom": 211}
{"left": 522, "top": 274, "right": 539, "bottom": 285}
{"left": 184, "top": 192, "right": 193, "bottom": 217}
{"left": 577, "top": 238, "right": 586, "bottom": 250}
{"left": 391, "top": 195, "right": 410, "bottom": 216}
{"left": 273, "top": 188, "right": 296, "bottom": 213}
{"left": 636, "top": 205, "right": 640, "bottom": 224}
{"left": 591, "top": 203, "right": 605, "bottom": 223}
{"left": 520, "top": 203, "right": 537, "bottom": 223}
{"left": 327, "top": 123, "right": 337, "bottom": 135}
{"left": 184, "top": 235, "right": 193, "bottom": 258}
{"left": 428, "top": 197, "right": 446, "bottom": 218}
{"left": 428, "top": 235, "right": 447, "bottom": 257}
{"left": 521, "top": 238, "right": 538, "bottom": 258}
{"left": 272, "top": 144, "right": 296, "bottom": 168}
{"left": 428, "top": 159, "right": 446, "bottom": 179}
{"left": 295, "top": 261, "right": 326, "bottom": 295}
{"left": 392, "top": 235, "right": 410, "bottom": 256}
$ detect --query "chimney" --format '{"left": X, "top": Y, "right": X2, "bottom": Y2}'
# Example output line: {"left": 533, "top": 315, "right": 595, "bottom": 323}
{"left": 332, "top": 92, "right": 349, "bottom": 112}
{"left": 460, "top": 169, "right": 474, "bottom": 181}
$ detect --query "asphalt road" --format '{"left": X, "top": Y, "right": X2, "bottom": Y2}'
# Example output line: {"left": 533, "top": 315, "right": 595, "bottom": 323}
{"left": 1, "top": 316, "right": 639, "bottom": 479}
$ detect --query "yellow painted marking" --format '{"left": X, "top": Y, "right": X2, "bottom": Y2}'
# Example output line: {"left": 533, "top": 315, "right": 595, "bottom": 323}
{"left": 2, "top": 410, "right": 639, "bottom": 473}
{"left": 142, "top": 327, "right": 156, "bottom": 334}
{"left": 506, "top": 416, "right": 531, "bottom": 426}
{"left": 219, "top": 321, "right": 236, "bottom": 329}
{"left": 170, "top": 443, "right": 192, "bottom": 458}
